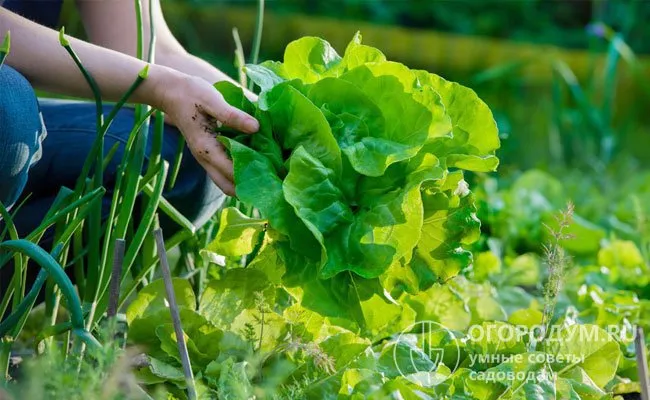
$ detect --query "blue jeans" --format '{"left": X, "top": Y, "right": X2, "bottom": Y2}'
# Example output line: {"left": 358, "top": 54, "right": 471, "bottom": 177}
{"left": 0, "top": 65, "right": 225, "bottom": 237}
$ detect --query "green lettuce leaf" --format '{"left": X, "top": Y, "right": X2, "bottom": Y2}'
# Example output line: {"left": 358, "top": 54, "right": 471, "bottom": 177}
{"left": 212, "top": 33, "right": 498, "bottom": 332}
{"left": 542, "top": 324, "right": 622, "bottom": 388}
{"left": 204, "top": 207, "right": 266, "bottom": 258}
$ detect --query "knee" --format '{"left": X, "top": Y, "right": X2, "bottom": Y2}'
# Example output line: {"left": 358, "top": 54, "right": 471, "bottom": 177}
{"left": 0, "top": 65, "right": 41, "bottom": 137}
{"left": 0, "top": 66, "right": 43, "bottom": 205}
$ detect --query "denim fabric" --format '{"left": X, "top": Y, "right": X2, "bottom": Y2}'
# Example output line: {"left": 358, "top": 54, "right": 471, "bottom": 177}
{"left": 0, "top": 65, "right": 46, "bottom": 210}
{"left": 0, "top": 65, "right": 225, "bottom": 237}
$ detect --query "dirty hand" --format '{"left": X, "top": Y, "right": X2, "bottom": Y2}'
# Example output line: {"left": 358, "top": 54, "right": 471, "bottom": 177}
{"left": 157, "top": 74, "right": 259, "bottom": 196}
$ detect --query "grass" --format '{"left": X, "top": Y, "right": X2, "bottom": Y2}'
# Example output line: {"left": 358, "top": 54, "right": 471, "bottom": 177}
{"left": 2, "top": 325, "right": 154, "bottom": 400}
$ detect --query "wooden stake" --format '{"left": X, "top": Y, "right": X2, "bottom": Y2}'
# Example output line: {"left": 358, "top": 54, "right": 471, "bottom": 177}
{"left": 153, "top": 228, "right": 196, "bottom": 400}
{"left": 636, "top": 326, "right": 650, "bottom": 400}
{"left": 107, "top": 239, "right": 125, "bottom": 318}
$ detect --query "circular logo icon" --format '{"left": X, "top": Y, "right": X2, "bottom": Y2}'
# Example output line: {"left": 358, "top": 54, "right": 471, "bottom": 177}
{"left": 393, "top": 320, "right": 461, "bottom": 384}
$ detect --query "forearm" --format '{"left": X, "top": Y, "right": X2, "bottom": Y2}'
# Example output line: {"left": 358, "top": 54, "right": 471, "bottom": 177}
{"left": 74, "top": 0, "right": 254, "bottom": 100}
{"left": 157, "top": 47, "right": 237, "bottom": 86}
{"left": 157, "top": 47, "right": 257, "bottom": 100}
{"left": 0, "top": 8, "right": 177, "bottom": 109}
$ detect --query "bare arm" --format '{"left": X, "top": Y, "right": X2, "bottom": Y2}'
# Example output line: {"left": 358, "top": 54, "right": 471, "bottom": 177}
{"left": 77, "top": 0, "right": 252, "bottom": 96}
{"left": 2, "top": 6, "right": 166, "bottom": 105}
{"left": 0, "top": 7, "right": 258, "bottom": 195}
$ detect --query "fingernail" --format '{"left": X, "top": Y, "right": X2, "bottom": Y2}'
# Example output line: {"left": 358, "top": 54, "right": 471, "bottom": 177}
{"left": 245, "top": 117, "right": 259, "bottom": 133}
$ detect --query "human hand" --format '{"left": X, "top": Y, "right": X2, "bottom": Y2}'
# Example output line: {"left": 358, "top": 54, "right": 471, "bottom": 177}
{"left": 158, "top": 73, "right": 259, "bottom": 196}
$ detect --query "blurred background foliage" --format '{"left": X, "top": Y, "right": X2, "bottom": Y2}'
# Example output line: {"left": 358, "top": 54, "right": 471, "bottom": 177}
{"left": 62, "top": 0, "right": 650, "bottom": 172}
{"left": 188, "top": 0, "right": 648, "bottom": 51}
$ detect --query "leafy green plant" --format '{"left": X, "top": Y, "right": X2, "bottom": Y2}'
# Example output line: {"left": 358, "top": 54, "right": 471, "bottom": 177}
{"left": 124, "top": 246, "right": 642, "bottom": 399}
{"left": 208, "top": 33, "right": 499, "bottom": 333}
{"left": 124, "top": 275, "right": 364, "bottom": 398}
{"left": 121, "top": 162, "right": 650, "bottom": 399}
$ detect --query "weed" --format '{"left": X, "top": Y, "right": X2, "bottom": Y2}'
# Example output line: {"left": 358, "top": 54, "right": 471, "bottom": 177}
{"left": 541, "top": 202, "right": 575, "bottom": 340}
